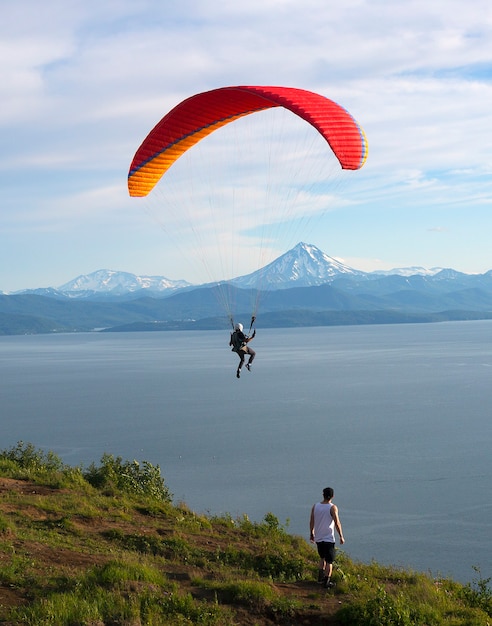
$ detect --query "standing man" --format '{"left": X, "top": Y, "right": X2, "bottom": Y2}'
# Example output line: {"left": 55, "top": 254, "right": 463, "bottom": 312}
{"left": 310, "top": 487, "right": 344, "bottom": 588}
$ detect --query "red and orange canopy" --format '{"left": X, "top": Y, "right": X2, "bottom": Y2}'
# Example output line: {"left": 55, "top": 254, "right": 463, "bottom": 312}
{"left": 128, "top": 86, "right": 368, "bottom": 197}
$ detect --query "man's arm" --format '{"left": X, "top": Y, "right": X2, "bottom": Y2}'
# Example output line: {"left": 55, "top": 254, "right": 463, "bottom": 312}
{"left": 245, "top": 330, "right": 256, "bottom": 343}
{"left": 331, "top": 504, "right": 345, "bottom": 544}
{"left": 309, "top": 505, "right": 315, "bottom": 543}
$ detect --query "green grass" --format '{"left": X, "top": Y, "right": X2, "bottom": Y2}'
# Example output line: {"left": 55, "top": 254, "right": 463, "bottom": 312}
{"left": 1, "top": 442, "right": 491, "bottom": 625}
{"left": 13, "top": 561, "right": 229, "bottom": 625}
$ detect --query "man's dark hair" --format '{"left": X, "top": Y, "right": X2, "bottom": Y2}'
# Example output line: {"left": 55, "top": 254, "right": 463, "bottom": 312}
{"left": 323, "top": 487, "right": 334, "bottom": 500}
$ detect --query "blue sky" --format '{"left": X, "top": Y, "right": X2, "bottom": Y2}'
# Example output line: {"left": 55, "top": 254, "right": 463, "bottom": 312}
{"left": 1, "top": 0, "right": 491, "bottom": 291}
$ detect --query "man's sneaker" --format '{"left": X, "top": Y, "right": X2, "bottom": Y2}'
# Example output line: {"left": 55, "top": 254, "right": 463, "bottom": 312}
{"left": 246, "top": 364, "right": 252, "bottom": 372}
{"left": 236, "top": 369, "right": 240, "bottom": 378}
{"left": 323, "top": 579, "right": 336, "bottom": 589}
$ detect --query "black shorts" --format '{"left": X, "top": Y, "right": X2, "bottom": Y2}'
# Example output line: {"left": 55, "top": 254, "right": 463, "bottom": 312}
{"left": 316, "top": 541, "right": 335, "bottom": 563}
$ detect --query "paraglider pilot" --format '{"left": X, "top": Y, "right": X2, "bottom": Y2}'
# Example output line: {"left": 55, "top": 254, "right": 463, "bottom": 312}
{"left": 229, "top": 323, "right": 256, "bottom": 378}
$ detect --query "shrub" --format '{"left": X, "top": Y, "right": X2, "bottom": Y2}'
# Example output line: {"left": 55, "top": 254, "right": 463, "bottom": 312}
{"left": 236, "top": 512, "right": 289, "bottom": 536}
{"left": 459, "top": 566, "right": 492, "bottom": 617}
{"left": 0, "top": 442, "right": 87, "bottom": 489}
{"left": 0, "top": 441, "right": 64, "bottom": 474}
{"left": 83, "top": 453, "right": 173, "bottom": 502}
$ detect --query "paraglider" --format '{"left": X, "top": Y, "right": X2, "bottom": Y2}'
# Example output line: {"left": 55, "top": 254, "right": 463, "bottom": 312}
{"left": 128, "top": 85, "right": 367, "bottom": 377}
{"left": 229, "top": 321, "right": 256, "bottom": 378}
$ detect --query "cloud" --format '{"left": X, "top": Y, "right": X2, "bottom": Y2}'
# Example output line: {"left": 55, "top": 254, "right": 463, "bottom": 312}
{"left": 427, "top": 226, "right": 448, "bottom": 233}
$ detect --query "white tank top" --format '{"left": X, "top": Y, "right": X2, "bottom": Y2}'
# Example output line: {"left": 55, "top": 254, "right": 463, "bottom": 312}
{"left": 313, "top": 502, "right": 335, "bottom": 542}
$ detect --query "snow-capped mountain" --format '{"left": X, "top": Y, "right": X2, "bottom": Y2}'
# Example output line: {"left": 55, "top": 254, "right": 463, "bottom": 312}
{"left": 58, "top": 270, "right": 192, "bottom": 296}
{"left": 371, "top": 266, "right": 444, "bottom": 277}
{"left": 230, "top": 242, "right": 365, "bottom": 290}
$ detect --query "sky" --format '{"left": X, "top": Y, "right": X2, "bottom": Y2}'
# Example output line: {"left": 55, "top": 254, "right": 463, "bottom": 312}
{"left": 1, "top": 0, "right": 492, "bottom": 292}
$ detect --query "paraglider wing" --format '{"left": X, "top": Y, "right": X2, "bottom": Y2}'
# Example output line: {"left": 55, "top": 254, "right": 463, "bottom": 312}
{"left": 128, "top": 86, "right": 368, "bottom": 197}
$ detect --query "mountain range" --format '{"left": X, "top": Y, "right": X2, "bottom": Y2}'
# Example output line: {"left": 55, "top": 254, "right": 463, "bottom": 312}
{"left": 1, "top": 243, "right": 492, "bottom": 335}
{"left": 5, "top": 243, "right": 445, "bottom": 298}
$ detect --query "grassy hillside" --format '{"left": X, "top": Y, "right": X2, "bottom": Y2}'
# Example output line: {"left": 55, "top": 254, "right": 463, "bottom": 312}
{"left": 0, "top": 443, "right": 490, "bottom": 625}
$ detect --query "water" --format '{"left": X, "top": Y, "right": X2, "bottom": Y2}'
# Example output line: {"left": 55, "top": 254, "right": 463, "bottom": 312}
{"left": 1, "top": 321, "right": 491, "bottom": 583}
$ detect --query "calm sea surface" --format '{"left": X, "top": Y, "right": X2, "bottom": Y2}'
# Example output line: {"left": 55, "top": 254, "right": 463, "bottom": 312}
{"left": 2, "top": 321, "right": 491, "bottom": 583}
